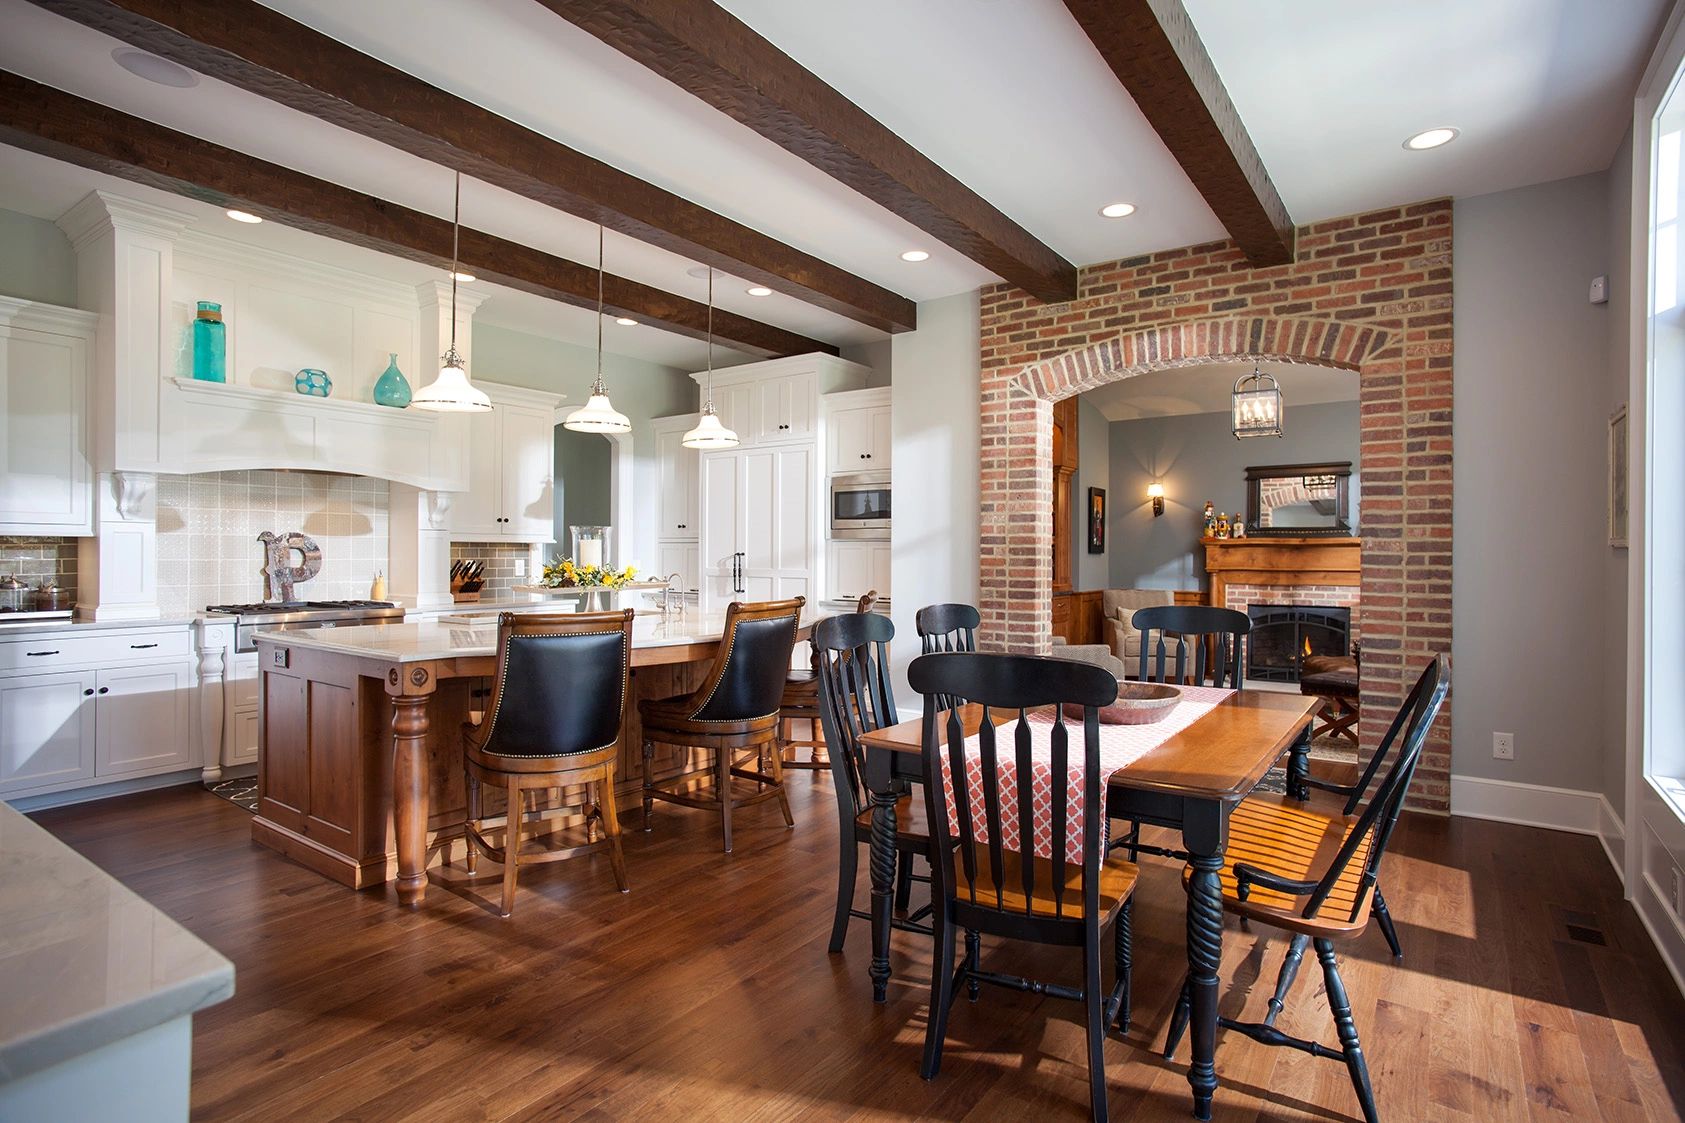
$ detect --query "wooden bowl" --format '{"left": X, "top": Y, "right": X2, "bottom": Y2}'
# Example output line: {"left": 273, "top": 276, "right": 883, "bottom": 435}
{"left": 1063, "top": 682, "right": 1182, "bottom": 725}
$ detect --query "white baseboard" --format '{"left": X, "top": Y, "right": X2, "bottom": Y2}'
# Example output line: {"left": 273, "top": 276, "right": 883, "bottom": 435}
{"left": 1636, "top": 870, "right": 1685, "bottom": 998}
{"left": 1449, "top": 774, "right": 1605, "bottom": 835}
{"left": 1597, "top": 795, "right": 1627, "bottom": 887}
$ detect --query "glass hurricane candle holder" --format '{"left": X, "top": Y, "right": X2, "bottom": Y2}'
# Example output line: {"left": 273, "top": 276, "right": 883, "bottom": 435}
{"left": 569, "top": 525, "right": 610, "bottom": 573}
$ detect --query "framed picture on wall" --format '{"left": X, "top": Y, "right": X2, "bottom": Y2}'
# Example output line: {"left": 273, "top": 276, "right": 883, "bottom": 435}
{"left": 1610, "top": 404, "right": 1629, "bottom": 548}
{"left": 1087, "top": 487, "right": 1106, "bottom": 554}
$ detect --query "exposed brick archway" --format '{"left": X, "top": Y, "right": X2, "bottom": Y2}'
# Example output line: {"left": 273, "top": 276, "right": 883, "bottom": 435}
{"left": 978, "top": 203, "right": 1453, "bottom": 809}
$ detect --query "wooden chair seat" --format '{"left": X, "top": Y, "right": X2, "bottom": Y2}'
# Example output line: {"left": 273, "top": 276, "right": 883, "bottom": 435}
{"left": 953, "top": 844, "right": 1138, "bottom": 922}
{"left": 1184, "top": 795, "right": 1374, "bottom": 937}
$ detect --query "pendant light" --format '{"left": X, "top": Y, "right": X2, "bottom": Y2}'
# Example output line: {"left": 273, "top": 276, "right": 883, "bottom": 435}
{"left": 683, "top": 267, "right": 739, "bottom": 449}
{"left": 1231, "top": 363, "right": 1283, "bottom": 439}
{"left": 563, "top": 226, "right": 633, "bottom": 433}
{"left": 412, "top": 172, "right": 492, "bottom": 413}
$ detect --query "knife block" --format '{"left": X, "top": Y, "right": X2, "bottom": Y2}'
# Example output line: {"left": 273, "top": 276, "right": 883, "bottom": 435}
{"left": 450, "top": 574, "right": 482, "bottom": 603}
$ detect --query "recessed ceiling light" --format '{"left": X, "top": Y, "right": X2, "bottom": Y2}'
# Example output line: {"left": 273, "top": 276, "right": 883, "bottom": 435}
{"left": 686, "top": 265, "right": 712, "bottom": 279}
{"left": 615, "top": 317, "right": 638, "bottom": 326}
{"left": 451, "top": 271, "right": 476, "bottom": 283}
{"left": 1099, "top": 202, "right": 1136, "bottom": 218}
{"left": 900, "top": 250, "right": 930, "bottom": 262}
{"left": 1403, "top": 127, "right": 1459, "bottom": 151}
{"left": 746, "top": 286, "right": 773, "bottom": 297}
{"left": 111, "top": 47, "right": 198, "bottom": 88}
{"left": 225, "top": 209, "right": 262, "bottom": 224}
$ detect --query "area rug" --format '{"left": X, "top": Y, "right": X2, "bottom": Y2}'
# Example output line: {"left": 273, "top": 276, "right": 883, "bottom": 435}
{"left": 206, "top": 776, "right": 258, "bottom": 812}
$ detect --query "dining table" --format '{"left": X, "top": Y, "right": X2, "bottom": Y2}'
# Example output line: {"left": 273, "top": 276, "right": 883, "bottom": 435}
{"left": 856, "top": 686, "right": 1319, "bottom": 1122}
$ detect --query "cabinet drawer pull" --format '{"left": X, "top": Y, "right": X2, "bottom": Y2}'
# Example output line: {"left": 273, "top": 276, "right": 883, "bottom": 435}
{"left": 25, "top": 650, "right": 59, "bottom": 657}
{"left": 130, "top": 643, "right": 158, "bottom": 650}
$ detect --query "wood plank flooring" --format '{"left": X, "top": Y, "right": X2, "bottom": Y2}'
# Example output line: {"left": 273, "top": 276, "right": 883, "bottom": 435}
{"left": 29, "top": 776, "right": 1685, "bottom": 1121}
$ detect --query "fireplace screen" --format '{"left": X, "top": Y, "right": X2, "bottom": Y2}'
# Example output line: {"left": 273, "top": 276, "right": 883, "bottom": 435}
{"left": 1246, "top": 605, "right": 1352, "bottom": 683}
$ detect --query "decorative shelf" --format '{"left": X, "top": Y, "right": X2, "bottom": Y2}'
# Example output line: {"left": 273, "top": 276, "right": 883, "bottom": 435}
{"left": 170, "top": 377, "right": 436, "bottom": 421}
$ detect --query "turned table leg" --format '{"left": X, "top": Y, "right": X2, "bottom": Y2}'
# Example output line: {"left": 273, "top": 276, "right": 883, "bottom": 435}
{"left": 1182, "top": 799, "right": 1228, "bottom": 1121}
{"left": 391, "top": 690, "right": 433, "bottom": 908}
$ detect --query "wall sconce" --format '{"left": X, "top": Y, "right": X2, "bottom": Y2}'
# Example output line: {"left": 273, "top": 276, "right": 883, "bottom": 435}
{"left": 1147, "top": 482, "right": 1165, "bottom": 517}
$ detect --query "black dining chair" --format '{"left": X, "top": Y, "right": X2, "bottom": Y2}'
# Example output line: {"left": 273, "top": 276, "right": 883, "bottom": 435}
{"left": 1163, "top": 654, "right": 1451, "bottom": 1123}
{"left": 1130, "top": 604, "right": 1250, "bottom": 687}
{"left": 461, "top": 609, "right": 635, "bottom": 918}
{"left": 640, "top": 597, "right": 804, "bottom": 853}
{"left": 779, "top": 591, "right": 879, "bottom": 770}
{"left": 916, "top": 602, "right": 979, "bottom": 654}
{"left": 910, "top": 651, "right": 1137, "bottom": 1123}
{"left": 814, "top": 610, "right": 931, "bottom": 952}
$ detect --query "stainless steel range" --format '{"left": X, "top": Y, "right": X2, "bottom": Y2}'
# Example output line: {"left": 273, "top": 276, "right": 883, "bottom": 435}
{"left": 205, "top": 600, "right": 405, "bottom": 652}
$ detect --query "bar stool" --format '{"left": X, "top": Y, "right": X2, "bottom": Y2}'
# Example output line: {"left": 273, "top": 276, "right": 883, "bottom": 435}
{"left": 641, "top": 597, "right": 804, "bottom": 853}
{"left": 461, "top": 609, "right": 636, "bottom": 918}
{"left": 779, "top": 590, "right": 878, "bottom": 769}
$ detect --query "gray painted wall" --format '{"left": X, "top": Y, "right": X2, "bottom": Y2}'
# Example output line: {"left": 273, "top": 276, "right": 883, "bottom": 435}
{"left": 1102, "top": 399, "right": 1360, "bottom": 590}
{"left": 840, "top": 338, "right": 893, "bottom": 386}
{"left": 1604, "top": 130, "right": 1634, "bottom": 819}
{"left": 0, "top": 208, "right": 78, "bottom": 307}
{"left": 1452, "top": 170, "right": 1615, "bottom": 794}
{"left": 889, "top": 291, "right": 980, "bottom": 705}
{"left": 1073, "top": 397, "right": 1112, "bottom": 589}
{"left": 471, "top": 323, "right": 696, "bottom": 566}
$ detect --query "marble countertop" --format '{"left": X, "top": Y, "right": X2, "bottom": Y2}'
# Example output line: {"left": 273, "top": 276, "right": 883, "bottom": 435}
{"left": 0, "top": 803, "right": 234, "bottom": 1084}
{"left": 256, "top": 608, "right": 817, "bottom": 662}
{"left": 0, "top": 615, "right": 204, "bottom": 640}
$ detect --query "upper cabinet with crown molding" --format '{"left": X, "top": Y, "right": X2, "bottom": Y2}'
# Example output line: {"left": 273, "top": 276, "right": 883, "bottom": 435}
{"left": 0, "top": 298, "right": 96, "bottom": 536}
{"left": 445, "top": 382, "right": 562, "bottom": 543}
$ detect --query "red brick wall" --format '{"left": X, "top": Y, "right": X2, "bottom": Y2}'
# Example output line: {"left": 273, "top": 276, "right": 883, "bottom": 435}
{"left": 978, "top": 200, "right": 1453, "bottom": 810}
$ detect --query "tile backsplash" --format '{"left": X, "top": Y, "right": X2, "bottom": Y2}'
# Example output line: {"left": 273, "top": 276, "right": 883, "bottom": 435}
{"left": 156, "top": 471, "right": 389, "bottom": 613}
{"left": 449, "top": 541, "right": 538, "bottom": 601}
{"left": 0, "top": 537, "right": 78, "bottom": 602}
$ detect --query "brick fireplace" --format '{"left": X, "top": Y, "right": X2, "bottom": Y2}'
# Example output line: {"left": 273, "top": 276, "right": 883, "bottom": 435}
{"left": 976, "top": 200, "right": 1453, "bottom": 810}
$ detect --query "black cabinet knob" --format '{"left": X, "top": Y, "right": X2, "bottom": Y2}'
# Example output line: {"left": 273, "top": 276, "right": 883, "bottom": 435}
{"left": 83, "top": 688, "right": 94, "bottom": 697}
{"left": 97, "top": 686, "right": 109, "bottom": 695}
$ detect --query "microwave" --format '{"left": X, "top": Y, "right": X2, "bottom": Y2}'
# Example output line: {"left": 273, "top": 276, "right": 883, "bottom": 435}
{"left": 830, "top": 471, "right": 891, "bottom": 540}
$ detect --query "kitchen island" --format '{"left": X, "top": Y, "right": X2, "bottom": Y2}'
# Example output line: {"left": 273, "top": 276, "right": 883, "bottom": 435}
{"left": 252, "top": 610, "right": 813, "bottom": 906}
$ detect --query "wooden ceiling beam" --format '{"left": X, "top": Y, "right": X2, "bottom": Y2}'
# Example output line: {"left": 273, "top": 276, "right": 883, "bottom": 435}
{"left": 0, "top": 71, "right": 834, "bottom": 359}
{"left": 536, "top": 0, "right": 1078, "bottom": 304}
{"left": 24, "top": 0, "right": 916, "bottom": 333}
{"left": 1064, "top": 0, "right": 1295, "bottom": 266}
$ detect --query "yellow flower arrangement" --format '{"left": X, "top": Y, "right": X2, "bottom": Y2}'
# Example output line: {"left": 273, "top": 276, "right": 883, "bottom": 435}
{"left": 540, "top": 556, "right": 638, "bottom": 590}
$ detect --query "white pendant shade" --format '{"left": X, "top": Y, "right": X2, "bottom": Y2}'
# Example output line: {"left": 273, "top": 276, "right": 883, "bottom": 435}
{"left": 412, "top": 358, "right": 492, "bottom": 412}
{"left": 564, "top": 379, "right": 632, "bottom": 433}
{"left": 683, "top": 405, "right": 739, "bottom": 449}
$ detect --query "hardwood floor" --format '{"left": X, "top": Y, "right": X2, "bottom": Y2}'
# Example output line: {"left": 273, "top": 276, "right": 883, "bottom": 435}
{"left": 30, "top": 777, "right": 1685, "bottom": 1121}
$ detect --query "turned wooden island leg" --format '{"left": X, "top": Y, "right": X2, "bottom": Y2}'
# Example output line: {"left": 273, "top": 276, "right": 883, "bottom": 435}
{"left": 391, "top": 690, "right": 433, "bottom": 908}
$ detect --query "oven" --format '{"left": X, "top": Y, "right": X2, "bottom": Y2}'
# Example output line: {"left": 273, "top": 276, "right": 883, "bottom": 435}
{"left": 829, "top": 471, "right": 891, "bottom": 540}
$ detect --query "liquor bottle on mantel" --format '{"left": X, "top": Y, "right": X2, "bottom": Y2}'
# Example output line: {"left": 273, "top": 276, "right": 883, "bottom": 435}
{"left": 192, "top": 301, "right": 226, "bottom": 382}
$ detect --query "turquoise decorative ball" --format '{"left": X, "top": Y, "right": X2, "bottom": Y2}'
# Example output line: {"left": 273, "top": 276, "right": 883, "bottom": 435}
{"left": 295, "top": 368, "right": 332, "bottom": 398}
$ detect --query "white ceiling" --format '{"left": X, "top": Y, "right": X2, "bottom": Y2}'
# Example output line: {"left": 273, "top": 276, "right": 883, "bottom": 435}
{"left": 1185, "top": 0, "right": 1669, "bottom": 220}
{"left": 0, "top": 0, "right": 1667, "bottom": 364}
{"left": 1081, "top": 360, "right": 1357, "bottom": 422}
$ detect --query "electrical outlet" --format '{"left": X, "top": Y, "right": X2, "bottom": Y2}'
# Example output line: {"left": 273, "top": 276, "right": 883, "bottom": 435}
{"left": 514, "top": 559, "right": 526, "bottom": 577}
{"left": 1493, "top": 732, "right": 1515, "bottom": 761}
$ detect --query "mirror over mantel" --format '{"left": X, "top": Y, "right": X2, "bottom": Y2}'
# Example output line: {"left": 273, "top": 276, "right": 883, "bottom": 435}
{"left": 1244, "top": 461, "right": 1355, "bottom": 537}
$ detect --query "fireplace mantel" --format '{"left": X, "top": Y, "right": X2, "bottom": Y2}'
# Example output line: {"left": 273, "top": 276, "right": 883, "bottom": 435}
{"left": 1203, "top": 536, "right": 1360, "bottom": 610}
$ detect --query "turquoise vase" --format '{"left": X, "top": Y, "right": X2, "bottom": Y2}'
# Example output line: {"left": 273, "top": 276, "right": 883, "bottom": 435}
{"left": 191, "top": 301, "right": 226, "bottom": 382}
{"left": 373, "top": 352, "right": 412, "bottom": 408}
{"left": 295, "top": 368, "right": 332, "bottom": 397}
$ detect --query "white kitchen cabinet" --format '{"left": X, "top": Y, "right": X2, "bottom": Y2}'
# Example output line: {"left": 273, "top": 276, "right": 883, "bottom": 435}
{"left": 0, "top": 670, "right": 97, "bottom": 795}
{"left": 701, "top": 445, "right": 814, "bottom": 610}
{"left": 823, "top": 386, "right": 892, "bottom": 476}
{"left": 447, "top": 382, "right": 560, "bottom": 543}
{"left": 653, "top": 417, "right": 699, "bottom": 539}
{"left": 94, "top": 660, "right": 196, "bottom": 777}
{"left": 689, "top": 354, "right": 869, "bottom": 450}
{"left": 657, "top": 541, "right": 701, "bottom": 594}
{"left": 0, "top": 299, "right": 95, "bottom": 536}
{"left": 828, "top": 540, "right": 891, "bottom": 603}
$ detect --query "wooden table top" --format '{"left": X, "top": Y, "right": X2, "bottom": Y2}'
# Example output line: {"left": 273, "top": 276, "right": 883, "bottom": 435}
{"left": 857, "top": 689, "right": 1319, "bottom": 802}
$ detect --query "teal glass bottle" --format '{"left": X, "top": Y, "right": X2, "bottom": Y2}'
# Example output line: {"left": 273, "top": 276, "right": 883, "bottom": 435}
{"left": 373, "top": 352, "right": 412, "bottom": 408}
{"left": 192, "top": 301, "right": 226, "bottom": 382}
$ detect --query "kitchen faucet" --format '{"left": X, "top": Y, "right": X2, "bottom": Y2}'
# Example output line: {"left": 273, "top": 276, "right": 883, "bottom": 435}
{"left": 661, "top": 573, "right": 685, "bottom": 616}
